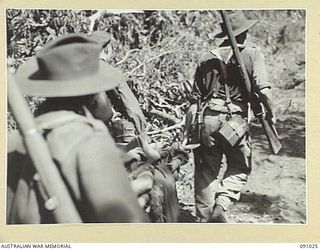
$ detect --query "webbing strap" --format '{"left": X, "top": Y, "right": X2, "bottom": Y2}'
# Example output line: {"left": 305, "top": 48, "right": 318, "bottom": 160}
{"left": 217, "top": 57, "right": 233, "bottom": 118}
{"left": 203, "top": 75, "right": 220, "bottom": 102}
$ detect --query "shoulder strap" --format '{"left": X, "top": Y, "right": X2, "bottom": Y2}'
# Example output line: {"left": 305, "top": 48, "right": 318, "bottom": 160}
{"left": 217, "top": 58, "right": 231, "bottom": 104}
{"left": 201, "top": 50, "right": 226, "bottom": 102}
{"left": 203, "top": 74, "right": 220, "bottom": 102}
{"left": 37, "top": 108, "right": 108, "bottom": 135}
{"left": 217, "top": 54, "right": 235, "bottom": 117}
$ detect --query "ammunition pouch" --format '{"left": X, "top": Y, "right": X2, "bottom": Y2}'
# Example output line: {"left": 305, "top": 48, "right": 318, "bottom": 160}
{"left": 218, "top": 115, "right": 249, "bottom": 146}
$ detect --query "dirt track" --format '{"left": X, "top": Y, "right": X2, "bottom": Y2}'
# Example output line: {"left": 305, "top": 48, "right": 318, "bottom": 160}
{"left": 177, "top": 104, "right": 306, "bottom": 224}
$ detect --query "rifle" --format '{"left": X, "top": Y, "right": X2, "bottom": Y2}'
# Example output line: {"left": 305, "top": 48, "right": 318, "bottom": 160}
{"left": 219, "top": 10, "right": 282, "bottom": 154}
{"left": 7, "top": 72, "right": 82, "bottom": 223}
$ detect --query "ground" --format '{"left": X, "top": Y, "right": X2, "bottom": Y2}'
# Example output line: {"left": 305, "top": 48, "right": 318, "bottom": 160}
{"left": 176, "top": 87, "right": 306, "bottom": 224}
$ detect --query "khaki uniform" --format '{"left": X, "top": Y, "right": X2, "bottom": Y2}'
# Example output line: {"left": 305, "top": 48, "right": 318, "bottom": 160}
{"left": 193, "top": 46, "right": 271, "bottom": 220}
{"left": 116, "top": 79, "right": 147, "bottom": 134}
{"left": 7, "top": 110, "right": 148, "bottom": 223}
{"left": 99, "top": 57, "right": 147, "bottom": 134}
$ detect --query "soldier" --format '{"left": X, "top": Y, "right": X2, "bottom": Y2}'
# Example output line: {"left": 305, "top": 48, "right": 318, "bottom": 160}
{"left": 89, "top": 31, "right": 183, "bottom": 222}
{"left": 89, "top": 31, "right": 147, "bottom": 135}
{"left": 7, "top": 34, "right": 149, "bottom": 223}
{"left": 184, "top": 10, "right": 275, "bottom": 223}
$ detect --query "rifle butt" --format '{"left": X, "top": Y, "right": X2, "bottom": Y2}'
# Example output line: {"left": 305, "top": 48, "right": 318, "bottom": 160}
{"left": 258, "top": 117, "right": 282, "bottom": 155}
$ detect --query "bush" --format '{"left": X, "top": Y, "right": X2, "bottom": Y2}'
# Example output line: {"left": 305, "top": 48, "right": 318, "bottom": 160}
{"left": 7, "top": 9, "right": 305, "bottom": 142}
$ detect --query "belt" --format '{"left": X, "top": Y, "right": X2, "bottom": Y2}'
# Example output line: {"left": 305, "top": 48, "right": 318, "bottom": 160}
{"left": 203, "top": 108, "right": 243, "bottom": 118}
{"left": 206, "top": 98, "right": 244, "bottom": 114}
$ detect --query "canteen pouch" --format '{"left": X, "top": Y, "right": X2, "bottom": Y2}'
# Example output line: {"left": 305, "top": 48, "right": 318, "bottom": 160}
{"left": 184, "top": 103, "right": 202, "bottom": 149}
{"left": 218, "top": 115, "right": 249, "bottom": 146}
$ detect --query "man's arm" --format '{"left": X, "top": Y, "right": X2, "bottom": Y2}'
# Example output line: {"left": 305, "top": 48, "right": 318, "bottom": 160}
{"left": 116, "top": 78, "right": 147, "bottom": 134}
{"left": 259, "top": 87, "right": 276, "bottom": 124}
{"left": 252, "top": 49, "right": 276, "bottom": 123}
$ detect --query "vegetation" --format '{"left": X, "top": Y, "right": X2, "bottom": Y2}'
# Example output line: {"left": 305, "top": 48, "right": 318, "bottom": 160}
{"left": 6, "top": 9, "right": 306, "bottom": 223}
{"left": 7, "top": 9, "right": 305, "bottom": 138}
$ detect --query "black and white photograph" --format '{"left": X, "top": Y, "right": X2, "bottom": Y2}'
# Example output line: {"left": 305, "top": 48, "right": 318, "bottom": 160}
{"left": 6, "top": 9, "right": 306, "bottom": 225}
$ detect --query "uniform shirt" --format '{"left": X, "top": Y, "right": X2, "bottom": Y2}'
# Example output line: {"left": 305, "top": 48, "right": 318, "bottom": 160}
{"left": 100, "top": 57, "right": 147, "bottom": 134}
{"left": 7, "top": 110, "right": 148, "bottom": 224}
{"left": 116, "top": 78, "right": 147, "bottom": 134}
{"left": 194, "top": 46, "right": 271, "bottom": 103}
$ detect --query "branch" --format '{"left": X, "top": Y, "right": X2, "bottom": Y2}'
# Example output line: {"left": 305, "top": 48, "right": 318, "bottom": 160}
{"left": 149, "top": 98, "right": 174, "bottom": 111}
{"left": 88, "top": 10, "right": 144, "bottom": 32}
{"left": 26, "top": 20, "right": 47, "bottom": 27}
{"left": 149, "top": 99, "right": 182, "bottom": 119}
{"left": 148, "top": 108, "right": 181, "bottom": 125}
{"left": 283, "top": 99, "right": 292, "bottom": 114}
{"left": 149, "top": 90, "right": 170, "bottom": 105}
{"left": 115, "top": 48, "right": 141, "bottom": 66}
{"left": 147, "top": 120, "right": 184, "bottom": 135}
{"left": 128, "top": 48, "right": 182, "bottom": 75}
{"left": 88, "top": 10, "right": 105, "bottom": 32}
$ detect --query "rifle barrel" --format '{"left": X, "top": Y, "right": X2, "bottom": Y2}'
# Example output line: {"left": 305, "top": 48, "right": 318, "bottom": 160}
{"left": 7, "top": 72, "right": 82, "bottom": 223}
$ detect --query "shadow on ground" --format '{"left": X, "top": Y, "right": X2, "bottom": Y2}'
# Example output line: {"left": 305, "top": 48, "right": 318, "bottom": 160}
{"left": 229, "top": 191, "right": 306, "bottom": 224}
{"left": 251, "top": 112, "right": 305, "bottom": 158}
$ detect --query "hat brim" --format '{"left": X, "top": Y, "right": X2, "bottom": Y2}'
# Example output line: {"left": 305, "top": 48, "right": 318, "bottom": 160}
{"left": 14, "top": 57, "right": 123, "bottom": 97}
{"left": 214, "top": 19, "right": 258, "bottom": 39}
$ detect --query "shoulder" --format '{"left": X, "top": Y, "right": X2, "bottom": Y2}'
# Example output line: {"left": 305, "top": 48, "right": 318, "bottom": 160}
{"left": 200, "top": 52, "right": 216, "bottom": 61}
{"left": 196, "top": 51, "right": 221, "bottom": 71}
{"left": 78, "top": 128, "right": 119, "bottom": 155}
{"left": 64, "top": 116, "right": 121, "bottom": 159}
{"left": 241, "top": 46, "right": 266, "bottom": 65}
{"left": 40, "top": 111, "right": 112, "bottom": 163}
{"left": 242, "top": 46, "right": 264, "bottom": 57}
{"left": 243, "top": 45, "right": 261, "bottom": 51}
{"left": 198, "top": 51, "right": 219, "bottom": 65}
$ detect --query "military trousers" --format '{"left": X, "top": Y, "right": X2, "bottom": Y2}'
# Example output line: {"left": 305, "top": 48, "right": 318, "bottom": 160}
{"left": 194, "top": 111, "right": 252, "bottom": 221}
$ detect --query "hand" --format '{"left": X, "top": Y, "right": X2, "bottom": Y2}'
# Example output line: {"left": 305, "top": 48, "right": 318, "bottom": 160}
{"left": 139, "top": 134, "right": 161, "bottom": 162}
{"left": 144, "top": 147, "right": 161, "bottom": 162}
{"left": 125, "top": 147, "right": 146, "bottom": 162}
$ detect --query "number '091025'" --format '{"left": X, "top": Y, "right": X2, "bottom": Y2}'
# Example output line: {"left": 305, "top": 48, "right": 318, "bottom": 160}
{"left": 300, "top": 244, "right": 319, "bottom": 248}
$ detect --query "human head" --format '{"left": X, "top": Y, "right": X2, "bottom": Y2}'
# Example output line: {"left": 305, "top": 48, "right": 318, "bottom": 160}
{"left": 215, "top": 10, "right": 257, "bottom": 46}
{"left": 14, "top": 33, "right": 122, "bottom": 98}
{"left": 219, "top": 31, "right": 248, "bottom": 47}
{"left": 14, "top": 33, "right": 122, "bottom": 119}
